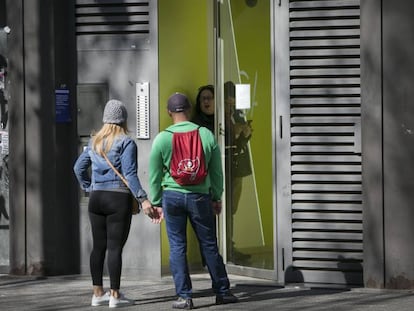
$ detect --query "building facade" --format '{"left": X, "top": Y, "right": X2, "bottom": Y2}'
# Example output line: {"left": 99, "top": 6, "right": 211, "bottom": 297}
{"left": 1, "top": 0, "right": 414, "bottom": 289}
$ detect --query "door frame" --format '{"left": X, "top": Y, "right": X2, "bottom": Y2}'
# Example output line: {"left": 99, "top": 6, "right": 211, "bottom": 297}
{"left": 274, "top": 0, "right": 292, "bottom": 285}
{"left": 214, "top": 0, "right": 279, "bottom": 282}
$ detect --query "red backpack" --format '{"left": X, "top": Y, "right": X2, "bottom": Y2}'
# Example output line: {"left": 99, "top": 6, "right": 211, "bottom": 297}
{"left": 166, "top": 127, "right": 208, "bottom": 185}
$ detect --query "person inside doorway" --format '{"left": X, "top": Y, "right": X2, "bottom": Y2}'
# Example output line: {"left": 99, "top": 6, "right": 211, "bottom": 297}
{"left": 192, "top": 84, "right": 215, "bottom": 133}
{"left": 224, "top": 81, "right": 253, "bottom": 263}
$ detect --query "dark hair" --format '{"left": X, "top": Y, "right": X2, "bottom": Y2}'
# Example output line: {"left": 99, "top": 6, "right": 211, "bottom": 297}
{"left": 195, "top": 84, "right": 214, "bottom": 115}
{"left": 224, "top": 81, "right": 235, "bottom": 99}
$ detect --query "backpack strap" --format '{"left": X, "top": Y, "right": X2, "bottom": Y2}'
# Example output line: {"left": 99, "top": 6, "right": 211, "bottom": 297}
{"left": 164, "top": 125, "right": 200, "bottom": 134}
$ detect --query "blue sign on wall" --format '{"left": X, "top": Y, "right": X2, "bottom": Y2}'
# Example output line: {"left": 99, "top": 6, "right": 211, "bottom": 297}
{"left": 55, "top": 88, "right": 71, "bottom": 123}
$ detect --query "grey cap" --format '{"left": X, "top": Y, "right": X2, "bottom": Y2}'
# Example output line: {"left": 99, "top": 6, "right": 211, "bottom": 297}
{"left": 102, "top": 99, "right": 128, "bottom": 124}
{"left": 167, "top": 93, "right": 191, "bottom": 112}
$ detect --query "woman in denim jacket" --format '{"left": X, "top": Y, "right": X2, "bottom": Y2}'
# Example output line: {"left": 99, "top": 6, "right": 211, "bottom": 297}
{"left": 73, "top": 99, "right": 154, "bottom": 308}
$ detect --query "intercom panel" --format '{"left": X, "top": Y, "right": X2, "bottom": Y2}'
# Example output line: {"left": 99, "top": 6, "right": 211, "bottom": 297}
{"left": 136, "top": 82, "right": 150, "bottom": 139}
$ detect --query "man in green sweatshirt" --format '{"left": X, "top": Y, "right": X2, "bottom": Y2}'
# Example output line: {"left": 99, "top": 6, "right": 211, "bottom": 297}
{"left": 149, "top": 92, "right": 238, "bottom": 310}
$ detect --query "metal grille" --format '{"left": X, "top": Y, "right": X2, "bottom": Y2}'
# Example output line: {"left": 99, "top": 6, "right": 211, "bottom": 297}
{"left": 289, "top": 0, "right": 363, "bottom": 285}
{"left": 75, "top": 0, "right": 151, "bottom": 51}
{"left": 75, "top": 0, "right": 150, "bottom": 35}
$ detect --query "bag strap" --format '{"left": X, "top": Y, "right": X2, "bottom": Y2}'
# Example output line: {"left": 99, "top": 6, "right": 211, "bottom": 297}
{"left": 102, "top": 152, "right": 129, "bottom": 187}
{"left": 165, "top": 126, "right": 201, "bottom": 134}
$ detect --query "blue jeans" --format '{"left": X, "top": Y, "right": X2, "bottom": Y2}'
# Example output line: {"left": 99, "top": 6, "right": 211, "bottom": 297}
{"left": 163, "top": 190, "right": 230, "bottom": 299}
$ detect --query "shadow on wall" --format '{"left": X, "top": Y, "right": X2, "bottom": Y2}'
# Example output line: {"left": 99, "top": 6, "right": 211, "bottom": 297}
{"left": 284, "top": 265, "right": 304, "bottom": 284}
{"left": 337, "top": 255, "right": 363, "bottom": 286}
{"left": 284, "top": 256, "right": 363, "bottom": 287}
{"left": 0, "top": 195, "right": 9, "bottom": 229}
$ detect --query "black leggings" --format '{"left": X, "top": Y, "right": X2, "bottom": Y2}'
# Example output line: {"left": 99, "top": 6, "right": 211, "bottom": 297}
{"left": 88, "top": 190, "right": 132, "bottom": 290}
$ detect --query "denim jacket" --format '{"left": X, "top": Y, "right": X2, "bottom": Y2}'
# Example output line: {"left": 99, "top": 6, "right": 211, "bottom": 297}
{"left": 73, "top": 135, "right": 148, "bottom": 200}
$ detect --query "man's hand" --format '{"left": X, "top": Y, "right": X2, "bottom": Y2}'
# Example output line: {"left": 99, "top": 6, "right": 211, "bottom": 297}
{"left": 150, "top": 207, "right": 164, "bottom": 224}
{"left": 212, "top": 201, "right": 222, "bottom": 215}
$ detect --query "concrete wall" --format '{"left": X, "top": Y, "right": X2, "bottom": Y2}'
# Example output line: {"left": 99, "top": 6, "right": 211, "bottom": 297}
{"left": 0, "top": 0, "right": 10, "bottom": 273}
{"left": 362, "top": 0, "right": 414, "bottom": 289}
{"left": 6, "top": 0, "right": 80, "bottom": 275}
{"left": 75, "top": 1, "right": 161, "bottom": 279}
{"left": 382, "top": 0, "right": 414, "bottom": 289}
{"left": 6, "top": 0, "right": 161, "bottom": 279}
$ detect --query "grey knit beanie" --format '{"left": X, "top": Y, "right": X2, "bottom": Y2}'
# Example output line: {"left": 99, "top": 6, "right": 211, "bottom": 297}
{"left": 102, "top": 99, "right": 128, "bottom": 124}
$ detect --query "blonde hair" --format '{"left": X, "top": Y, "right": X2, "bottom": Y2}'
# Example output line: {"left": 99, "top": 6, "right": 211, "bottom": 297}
{"left": 91, "top": 123, "right": 128, "bottom": 156}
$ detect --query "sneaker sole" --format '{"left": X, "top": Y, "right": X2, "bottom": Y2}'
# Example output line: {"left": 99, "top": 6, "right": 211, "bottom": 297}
{"left": 172, "top": 300, "right": 194, "bottom": 309}
{"left": 172, "top": 306, "right": 193, "bottom": 310}
{"left": 92, "top": 302, "right": 109, "bottom": 307}
{"left": 109, "top": 302, "right": 134, "bottom": 308}
{"left": 91, "top": 296, "right": 110, "bottom": 306}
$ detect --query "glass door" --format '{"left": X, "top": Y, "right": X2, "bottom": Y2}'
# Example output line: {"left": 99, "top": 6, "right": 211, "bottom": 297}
{"left": 215, "top": 0, "right": 275, "bottom": 277}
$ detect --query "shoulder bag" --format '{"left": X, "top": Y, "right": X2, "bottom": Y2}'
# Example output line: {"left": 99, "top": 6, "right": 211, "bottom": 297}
{"left": 102, "top": 153, "right": 140, "bottom": 215}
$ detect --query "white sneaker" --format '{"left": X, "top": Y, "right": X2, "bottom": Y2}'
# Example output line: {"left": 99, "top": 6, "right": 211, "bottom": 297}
{"left": 109, "top": 293, "right": 134, "bottom": 308}
{"left": 91, "top": 291, "right": 110, "bottom": 306}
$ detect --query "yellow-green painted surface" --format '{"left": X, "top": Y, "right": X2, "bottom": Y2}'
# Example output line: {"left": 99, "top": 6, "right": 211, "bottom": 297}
{"left": 158, "top": 0, "right": 212, "bottom": 272}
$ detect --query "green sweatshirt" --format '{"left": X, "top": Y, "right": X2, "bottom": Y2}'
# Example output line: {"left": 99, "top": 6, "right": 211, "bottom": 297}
{"left": 149, "top": 121, "right": 223, "bottom": 206}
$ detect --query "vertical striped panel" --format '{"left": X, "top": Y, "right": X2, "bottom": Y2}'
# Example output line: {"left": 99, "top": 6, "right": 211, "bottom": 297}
{"left": 75, "top": 0, "right": 150, "bottom": 50}
{"left": 289, "top": 0, "right": 362, "bottom": 285}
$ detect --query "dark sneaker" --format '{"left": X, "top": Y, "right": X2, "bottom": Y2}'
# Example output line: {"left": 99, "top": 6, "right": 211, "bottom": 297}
{"left": 172, "top": 297, "right": 194, "bottom": 309}
{"left": 216, "top": 292, "right": 238, "bottom": 305}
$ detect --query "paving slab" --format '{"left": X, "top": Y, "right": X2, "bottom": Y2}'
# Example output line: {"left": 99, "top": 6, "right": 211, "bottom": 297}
{"left": 1, "top": 273, "right": 414, "bottom": 310}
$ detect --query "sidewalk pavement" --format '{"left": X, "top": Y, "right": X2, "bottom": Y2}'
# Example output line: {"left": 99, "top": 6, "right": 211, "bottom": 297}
{"left": 1, "top": 273, "right": 414, "bottom": 310}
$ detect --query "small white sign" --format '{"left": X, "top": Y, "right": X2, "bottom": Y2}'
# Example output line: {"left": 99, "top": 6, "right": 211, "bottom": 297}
{"left": 235, "top": 84, "right": 251, "bottom": 110}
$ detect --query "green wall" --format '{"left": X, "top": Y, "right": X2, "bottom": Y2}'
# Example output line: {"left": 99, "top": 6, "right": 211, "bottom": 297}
{"left": 158, "top": 0, "right": 212, "bottom": 271}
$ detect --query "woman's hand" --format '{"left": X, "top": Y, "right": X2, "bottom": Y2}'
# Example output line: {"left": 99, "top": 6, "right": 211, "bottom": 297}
{"left": 242, "top": 122, "right": 252, "bottom": 137}
{"left": 141, "top": 200, "right": 156, "bottom": 219}
{"left": 234, "top": 123, "right": 244, "bottom": 137}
